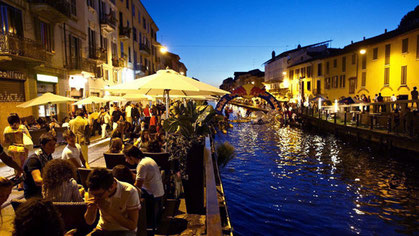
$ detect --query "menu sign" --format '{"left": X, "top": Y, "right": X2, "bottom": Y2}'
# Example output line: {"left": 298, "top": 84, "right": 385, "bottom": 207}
{"left": 0, "top": 70, "right": 26, "bottom": 81}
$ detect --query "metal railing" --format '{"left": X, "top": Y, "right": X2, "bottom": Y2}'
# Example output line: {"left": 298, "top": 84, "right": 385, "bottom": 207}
{"left": 119, "top": 26, "right": 131, "bottom": 38}
{"left": 300, "top": 100, "right": 419, "bottom": 138}
{"left": 139, "top": 43, "right": 151, "bottom": 54}
{"left": 100, "top": 13, "right": 117, "bottom": 28}
{"left": 0, "top": 33, "right": 48, "bottom": 62}
{"left": 67, "top": 57, "right": 97, "bottom": 73}
{"left": 29, "top": 0, "right": 71, "bottom": 18}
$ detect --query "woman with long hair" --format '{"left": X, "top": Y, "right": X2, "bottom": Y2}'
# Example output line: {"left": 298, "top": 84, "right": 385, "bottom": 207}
{"left": 42, "top": 159, "right": 83, "bottom": 202}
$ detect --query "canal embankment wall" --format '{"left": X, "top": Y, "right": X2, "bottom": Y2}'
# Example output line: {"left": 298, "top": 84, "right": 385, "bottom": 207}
{"left": 301, "top": 114, "right": 419, "bottom": 154}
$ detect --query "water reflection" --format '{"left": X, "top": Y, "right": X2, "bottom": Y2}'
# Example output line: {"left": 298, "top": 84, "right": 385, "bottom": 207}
{"left": 217, "top": 121, "right": 419, "bottom": 235}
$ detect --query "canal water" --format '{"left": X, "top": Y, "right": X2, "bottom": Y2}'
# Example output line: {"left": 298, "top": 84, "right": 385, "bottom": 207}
{"left": 215, "top": 113, "right": 419, "bottom": 235}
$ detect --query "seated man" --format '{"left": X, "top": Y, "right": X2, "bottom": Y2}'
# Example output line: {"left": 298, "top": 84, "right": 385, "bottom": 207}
{"left": 123, "top": 144, "right": 164, "bottom": 231}
{"left": 22, "top": 132, "right": 56, "bottom": 199}
{"left": 84, "top": 168, "right": 139, "bottom": 236}
{"left": 61, "top": 129, "right": 89, "bottom": 168}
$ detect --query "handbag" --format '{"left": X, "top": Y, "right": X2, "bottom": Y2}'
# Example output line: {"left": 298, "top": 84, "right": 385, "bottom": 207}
{"left": 23, "top": 133, "right": 34, "bottom": 151}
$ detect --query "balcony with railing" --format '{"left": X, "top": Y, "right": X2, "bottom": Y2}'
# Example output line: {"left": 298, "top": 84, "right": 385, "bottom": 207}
{"left": 0, "top": 33, "right": 50, "bottom": 62}
{"left": 100, "top": 12, "right": 117, "bottom": 34}
{"left": 119, "top": 26, "right": 131, "bottom": 40}
{"left": 88, "top": 48, "right": 107, "bottom": 62}
{"left": 112, "top": 57, "right": 126, "bottom": 67}
{"left": 66, "top": 57, "right": 97, "bottom": 74}
{"left": 28, "top": 0, "right": 71, "bottom": 23}
{"left": 139, "top": 43, "right": 150, "bottom": 55}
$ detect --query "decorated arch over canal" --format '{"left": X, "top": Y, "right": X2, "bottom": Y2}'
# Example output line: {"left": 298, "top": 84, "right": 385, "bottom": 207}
{"left": 215, "top": 84, "right": 281, "bottom": 115}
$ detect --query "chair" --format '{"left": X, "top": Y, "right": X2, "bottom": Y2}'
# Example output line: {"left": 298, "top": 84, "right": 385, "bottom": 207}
{"left": 104, "top": 152, "right": 136, "bottom": 169}
{"left": 29, "top": 128, "right": 47, "bottom": 147}
{"left": 142, "top": 152, "right": 170, "bottom": 172}
{"left": 77, "top": 168, "right": 93, "bottom": 189}
{"left": 11, "top": 199, "right": 97, "bottom": 236}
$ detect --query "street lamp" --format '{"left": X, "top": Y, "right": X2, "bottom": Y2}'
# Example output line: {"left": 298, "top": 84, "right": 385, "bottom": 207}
{"left": 356, "top": 48, "right": 366, "bottom": 93}
{"left": 160, "top": 46, "right": 168, "bottom": 54}
{"left": 359, "top": 49, "right": 366, "bottom": 55}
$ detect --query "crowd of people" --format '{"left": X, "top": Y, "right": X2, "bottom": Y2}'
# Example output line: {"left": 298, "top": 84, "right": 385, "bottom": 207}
{"left": 0, "top": 100, "right": 170, "bottom": 235}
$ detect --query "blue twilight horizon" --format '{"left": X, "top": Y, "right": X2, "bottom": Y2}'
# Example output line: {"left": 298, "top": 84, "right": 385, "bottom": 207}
{"left": 142, "top": 0, "right": 418, "bottom": 87}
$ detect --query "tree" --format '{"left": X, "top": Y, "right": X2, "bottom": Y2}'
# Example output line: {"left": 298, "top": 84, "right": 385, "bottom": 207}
{"left": 399, "top": 5, "right": 419, "bottom": 28}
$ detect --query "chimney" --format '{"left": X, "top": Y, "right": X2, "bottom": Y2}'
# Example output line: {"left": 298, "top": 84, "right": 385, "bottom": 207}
{"left": 351, "top": 40, "right": 353, "bottom": 44}
{"left": 385, "top": 29, "right": 387, "bottom": 33}
{"left": 363, "top": 36, "right": 366, "bottom": 40}
{"left": 272, "top": 50, "right": 276, "bottom": 60}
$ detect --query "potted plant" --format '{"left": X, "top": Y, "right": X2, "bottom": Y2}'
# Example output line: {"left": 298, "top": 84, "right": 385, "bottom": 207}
{"left": 164, "top": 101, "right": 220, "bottom": 214}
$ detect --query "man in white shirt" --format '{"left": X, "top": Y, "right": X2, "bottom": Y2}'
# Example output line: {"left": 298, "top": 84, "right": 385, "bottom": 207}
{"left": 61, "top": 129, "right": 88, "bottom": 168}
{"left": 390, "top": 94, "right": 397, "bottom": 111}
{"left": 124, "top": 145, "right": 164, "bottom": 231}
{"left": 84, "top": 168, "right": 140, "bottom": 235}
{"left": 125, "top": 102, "right": 132, "bottom": 124}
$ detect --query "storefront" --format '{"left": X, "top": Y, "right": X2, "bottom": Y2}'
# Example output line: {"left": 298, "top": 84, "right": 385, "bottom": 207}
{"left": 36, "top": 74, "right": 58, "bottom": 117}
{"left": 0, "top": 70, "right": 26, "bottom": 102}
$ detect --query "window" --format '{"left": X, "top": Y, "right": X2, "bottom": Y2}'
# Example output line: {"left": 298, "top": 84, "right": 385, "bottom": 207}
{"left": 0, "top": 3, "right": 24, "bottom": 37}
{"left": 333, "top": 59, "right": 337, "bottom": 68}
{"left": 88, "top": 27, "right": 96, "bottom": 58}
{"left": 361, "top": 72, "right": 366, "bottom": 87}
{"left": 138, "top": 10, "right": 141, "bottom": 23}
{"left": 132, "top": 4, "right": 135, "bottom": 16}
{"left": 296, "top": 68, "right": 300, "bottom": 77}
{"left": 361, "top": 54, "right": 366, "bottom": 69}
{"left": 417, "top": 35, "right": 419, "bottom": 59}
{"left": 326, "top": 61, "right": 329, "bottom": 74}
{"left": 301, "top": 67, "right": 306, "bottom": 78}
{"left": 340, "top": 75, "right": 346, "bottom": 88}
{"left": 111, "top": 42, "right": 117, "bottom": 58}
{"left": 128, "top": 46, "right": 131, "bottom": 62}
{"left": 351, "top": 54, "right": 356, "bottom": 65}
{"left": 289, "top": 70, "right": 294, "bottom": 79}
{"left": 342, "top": 56, "right": 346, "bottom": 72}
{"left": 325, "top": 77, "right": 330, "bottom": 89}
{"left": 68, "top": 35, "right": 80, "bottom": 68}
{"left": 36, "top": 19, "right": 53, "bottom": 52}
{"left": 307, "top": 81, "right": 311, "bottom": 91}
{"left": 373, "top": 47, "right": 378, "bottom": 60}
{"left": 126, "top": 0, "right": 129, "bottom": 9}
{"left": 317, "top": 63, "right": 322, "bottom": 76}
{"left": 384, "top": 68, "right": 390, "bottom": 86}
{"left": 401, "top": 66, "right": 407, "bottom": 85}
{"left": 307, "top": 66, "right": 312, "bottom": 78}
{"left": 133, "top": 27, "right": 137, "bottom": 41}
{"left": 143, "top": 17, "right": 146, "bottom": 29}
{"left": 402, "top": 38, "right": 408, "bottom": 53}
{"left": 120, "top": 42, "right": 124, "bottom": 57}
{"left": 70, "top": 0, "right": 77, "bottom": 16}
{"left": 385, "top": 44, "right": 391, "bottom": 65}
{"left": 333, "top": 76, "right": 338, "bottom": 88}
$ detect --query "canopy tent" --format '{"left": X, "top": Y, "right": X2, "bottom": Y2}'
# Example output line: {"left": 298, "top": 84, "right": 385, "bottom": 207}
{"left": 73, "top": 96, "right": 108, "bottom": 105}
{"left": 16, "top": 92, "right": 76, "bottom": 108}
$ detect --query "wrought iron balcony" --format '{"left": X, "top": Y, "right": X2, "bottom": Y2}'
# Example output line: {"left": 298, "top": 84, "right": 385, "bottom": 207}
{"left": 119, "top": 26, "right": 131, "bottom": 40}
{"left": 0, "top": 33, "right": 49, "bottom": 62}
{"left": 112, "top": 57, "right": 126, "bottom": 67}
{"left": 66, "top": 57, "right": 97, "bottom": 74}
{"left": 100, "top": 13, "right": 117, "bottom": 34}
{"left": 88, "top": 48, "right": 107, "bottom": 62}
{"left": 139, "top": 43, "right": 150, "bottom": 55}
{"left": 28, "top": 0, "right": 71, "bottom": 23}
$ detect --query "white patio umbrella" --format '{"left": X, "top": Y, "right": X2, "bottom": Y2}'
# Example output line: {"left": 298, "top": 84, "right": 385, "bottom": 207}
{"left": 103, "top": 95, "right": 126, "bottom": 102}
{"left": 16, "top": 92, "right": 76, "bottom": 108}
{"left": 106, "top": 69, "right": 229, "bottom": 118}
{"left": 73, "top": 96, "right": 108, "bottom": 105}
{"left": 122, "top": 94, "right": 153, "bottom": 101}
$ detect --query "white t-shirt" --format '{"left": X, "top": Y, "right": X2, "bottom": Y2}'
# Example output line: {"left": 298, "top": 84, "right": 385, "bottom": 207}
{"left": 136, "top": 157, "right": 164, "bottom": 198}
{"left": 61, "top": 143, "right": 82, "bottom": 166}
{"left": 125, "top": 105, "right": 132, "bottom": 118}
{"left": 97, "top": 180, "right": 140, "bottom": 231}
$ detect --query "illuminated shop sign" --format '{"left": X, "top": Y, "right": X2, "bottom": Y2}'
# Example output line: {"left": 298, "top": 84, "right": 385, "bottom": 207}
{"left": 37, "top": 74, "right": 58, "bottom": 83}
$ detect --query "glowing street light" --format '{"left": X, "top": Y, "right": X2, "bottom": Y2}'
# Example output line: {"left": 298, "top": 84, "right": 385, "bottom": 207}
{"left": 282, "top": 71, "right": 287, "bottom": 75}
{"left": 359, "top": 49, "right": 366, "bottom": 54}
{"left": 160, "top": 46, "right": 168, "bottom": 54}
